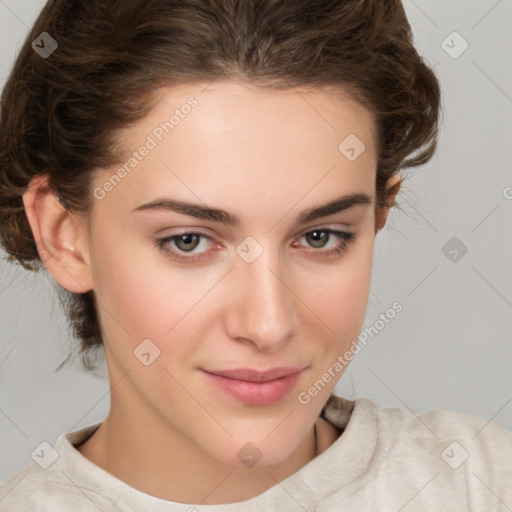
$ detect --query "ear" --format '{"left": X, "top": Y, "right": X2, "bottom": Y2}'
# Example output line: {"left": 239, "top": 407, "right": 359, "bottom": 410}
{"left": 22, "top": 174, "right": 93, "bottom": 293}
{"left": 374, "top": 173, "right": 402, "bottom": 234}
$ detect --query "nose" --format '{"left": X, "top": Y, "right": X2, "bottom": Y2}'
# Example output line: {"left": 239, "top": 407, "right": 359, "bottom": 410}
{"left": 223, "top": 245, "right": 300, "bottom": 352}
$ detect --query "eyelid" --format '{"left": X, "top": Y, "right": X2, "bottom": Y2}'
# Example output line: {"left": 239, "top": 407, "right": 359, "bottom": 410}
{"left": 154, "top": 221, "right": 356, "bottom": 239}
{"left": 154, "top": 225, "right": 357, "bottom": 264}
{"left": 155, "top": 223, "right": 356, "bottom": 244}
{"left": 299, "top": 220, "right": 356, "bottom": 232}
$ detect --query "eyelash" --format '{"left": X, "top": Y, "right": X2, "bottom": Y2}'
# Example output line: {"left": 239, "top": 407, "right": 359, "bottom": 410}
{"left": 153, "top": 228, "right": 356, "bottom": 264}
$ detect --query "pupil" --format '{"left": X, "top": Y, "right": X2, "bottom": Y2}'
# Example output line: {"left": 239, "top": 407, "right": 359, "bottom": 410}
{"left": 178, "top": 234, "right": 198, "bottom": 251}
{"left": 308, "top": 230, "right": 327, "bottom": 248}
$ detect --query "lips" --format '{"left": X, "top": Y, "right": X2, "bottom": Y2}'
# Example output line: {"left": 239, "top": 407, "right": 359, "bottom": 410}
{"left": 201, "top": 366, "right": 306, "bottom": 405}
{"left": 204, "top": 367, "right": 305, "bottom": 382}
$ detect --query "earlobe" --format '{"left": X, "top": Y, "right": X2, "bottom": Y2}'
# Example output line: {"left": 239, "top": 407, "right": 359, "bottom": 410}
{"left": 374, "top": 173, "right": 402, "bottom": 234}
{"left": 374, "top": 208, "right": 389, "bottom": 234}
{"left": 22, "top": 174, "right": 93, "bottom": 293}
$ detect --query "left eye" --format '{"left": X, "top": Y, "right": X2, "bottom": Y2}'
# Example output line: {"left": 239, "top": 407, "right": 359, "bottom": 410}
{"left": 168, "top": 232, "right": 209, "bottom": 253}
{"left": 297, "top": 229, "right": 349, "bottom": 250}
{"left": 154, "top": 228, "right": 356, "bottom": 263}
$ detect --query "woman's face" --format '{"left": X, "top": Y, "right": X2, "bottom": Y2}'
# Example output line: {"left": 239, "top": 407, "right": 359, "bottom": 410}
{"left": 84, "top": 80, "right": 381, "bottom": 466}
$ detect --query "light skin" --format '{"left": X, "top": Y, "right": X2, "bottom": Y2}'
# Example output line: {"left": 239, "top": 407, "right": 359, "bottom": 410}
{"left": 23, "top": 80, "right": 400, "bottom": 505}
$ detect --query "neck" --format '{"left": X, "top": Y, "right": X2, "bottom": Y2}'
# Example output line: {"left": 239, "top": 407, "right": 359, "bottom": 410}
{"left": 78, "top": 413, "right": 323, "bottom": 504}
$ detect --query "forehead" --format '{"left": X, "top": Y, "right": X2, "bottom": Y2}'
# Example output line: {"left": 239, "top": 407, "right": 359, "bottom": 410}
{"left": 91, "top": 80, "right": 377, "bottom": 221}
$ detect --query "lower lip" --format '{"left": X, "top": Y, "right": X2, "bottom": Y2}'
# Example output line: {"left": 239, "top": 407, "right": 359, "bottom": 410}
{"left": 201, "top": 369, "right": 304, "bottom": 406}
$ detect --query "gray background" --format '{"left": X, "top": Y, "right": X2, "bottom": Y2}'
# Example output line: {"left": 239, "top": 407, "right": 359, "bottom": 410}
{"left": 1, "top": 0, "right": 511, "bottom": 485}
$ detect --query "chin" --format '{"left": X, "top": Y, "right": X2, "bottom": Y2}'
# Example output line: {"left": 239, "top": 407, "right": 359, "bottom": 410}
{"left": 207, "top": 434, "right": 301, "bottom": 470}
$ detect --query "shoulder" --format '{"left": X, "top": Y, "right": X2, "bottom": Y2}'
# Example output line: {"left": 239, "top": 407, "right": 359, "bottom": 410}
{"left": 371, "top": 398, "right": 512, "bottom": 458}
{"left": 324, "top": 394, "right": 512, "bottom": 455}
{"left": 0, "top": 424, "right": 114, "bottom": 512}
{"left": 347, "top": 397, "right": 512, "bottom": 509}
{"left": 322, "top": 395, "right": 512, "bottom": 508}
{"left": 0, "top": 461, "right": 114, "bottom": 512}
{"left": 325, "top": 393, "right": 512, "bottom": 450}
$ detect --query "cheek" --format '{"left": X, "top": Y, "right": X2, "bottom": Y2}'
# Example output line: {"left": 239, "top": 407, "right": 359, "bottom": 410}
{"left": 89, "top": 227, "right": 175, "bottom": 343}
{"left": 89, "top": 228, "right": 218, "bottom": 357}
{"left": 303, "top": 235, "right": 375, "bottom": 365}
{"left": 309, "top": 235, "right": 374, "bottom": 321}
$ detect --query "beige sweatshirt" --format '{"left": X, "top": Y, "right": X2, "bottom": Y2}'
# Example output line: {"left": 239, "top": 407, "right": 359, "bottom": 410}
{"left": 1, "top": 394, "right": 511, "bottom": 511}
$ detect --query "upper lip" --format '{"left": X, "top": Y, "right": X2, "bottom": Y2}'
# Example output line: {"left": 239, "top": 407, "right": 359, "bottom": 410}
{"left": 203, "top": 366, "right": 306, "bottom": 382}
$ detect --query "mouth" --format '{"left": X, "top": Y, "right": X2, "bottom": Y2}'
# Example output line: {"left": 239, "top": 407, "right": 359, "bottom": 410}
{"left": 201, "top": 366, "right": 307, "bottom": 406}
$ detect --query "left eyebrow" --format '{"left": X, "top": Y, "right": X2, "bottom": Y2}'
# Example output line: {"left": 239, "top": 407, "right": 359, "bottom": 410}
{"left": 131, "top": 192, "right": 373, "bottom": 226}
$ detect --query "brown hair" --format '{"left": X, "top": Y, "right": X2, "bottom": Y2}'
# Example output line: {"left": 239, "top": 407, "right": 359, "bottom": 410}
{"left": 0, "top": 0, "right": 441, "bottom": 373}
